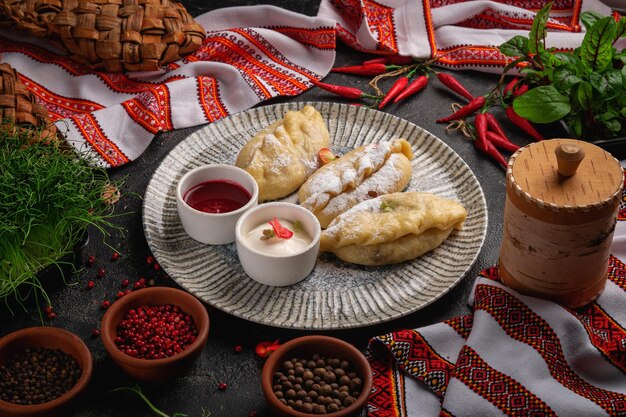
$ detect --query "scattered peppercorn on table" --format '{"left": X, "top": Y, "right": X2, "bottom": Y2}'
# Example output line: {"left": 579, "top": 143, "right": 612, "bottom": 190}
{"left": 1, "top": 0, "right": 619, "bottom": 416}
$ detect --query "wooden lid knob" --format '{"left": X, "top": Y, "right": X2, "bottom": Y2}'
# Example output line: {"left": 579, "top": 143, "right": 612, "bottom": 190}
{"left": 555, "top": 143, "right": 585, "bottom": 176}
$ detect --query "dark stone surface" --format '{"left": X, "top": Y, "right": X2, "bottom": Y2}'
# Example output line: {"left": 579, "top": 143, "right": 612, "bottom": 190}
{"left": 0, "top": 1, "right": 552, "bottom": 416}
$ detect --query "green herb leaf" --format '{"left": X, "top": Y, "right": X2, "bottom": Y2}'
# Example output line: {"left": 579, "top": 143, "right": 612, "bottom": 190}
{"left": 553, "top": 68, "right": 582, "bottom": 92}
{"left": 620, "top": 107, "right": 626, "bottom": 118}
{"left": 580, "top": 11, "right": 604, "bottom": 31}
{"left": 553, "top": 52, "right": 587, "bottom": 74}
{"left": 260, "top": 228, "right": 276, "bottom": 240}
{"left": 572, "top": 118, "right": 583, "bottom": 137}
{"left": 499, "top": 36, "right": 529, "bottom": 57}
{"left": 605, "top": 118, "right": 621, "bottom": 132}
{"left": 528, "top": 2, "right": 553, "bottom": 56}
{"left": 596, "top": 109, "right": 618, "bottom": 122}
{"left": 604, "top": 69, "right": 623, "bottom": 91}
{"left": 589, "top": 72, "right": 611, "bottom": 97}
{"left": 292, "top": 220, "right": 302, "bottom": 232}
{"left": 512, "top": 85, "right": 571, "bottom": 123}
{"left": 573, "top": 81, "right": 593, "bottom": 110}
{"left": 580, "top": 16, "right": 616, "bottom": 71}
{"left": 380, "top": 200, "right": 397, "bottom": 212}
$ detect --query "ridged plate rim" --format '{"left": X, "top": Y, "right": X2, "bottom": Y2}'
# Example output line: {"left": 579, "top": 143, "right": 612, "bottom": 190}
{"left": 143, "top": 101, "right": 487, "bottom": 329}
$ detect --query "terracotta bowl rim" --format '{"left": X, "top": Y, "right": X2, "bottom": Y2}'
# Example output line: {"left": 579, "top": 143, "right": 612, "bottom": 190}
{"left": 100, "top": 286, "right": 210, "bottom": 366}
{"left": 0, "top": 326, "right": 93, "bottom": 413}
{"left": 261, "top": 335, "right": 372, "bottom": 417}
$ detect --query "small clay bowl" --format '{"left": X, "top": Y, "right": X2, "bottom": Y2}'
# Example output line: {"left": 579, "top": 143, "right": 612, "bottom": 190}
{"left": 261, "top": 335, "right": 372, "bottom": 417}
{"left": 0, "top": 327, "right": 93, "bottom": 417}
{"left": 101, "top": 287, "right": 209, "bottom": 382}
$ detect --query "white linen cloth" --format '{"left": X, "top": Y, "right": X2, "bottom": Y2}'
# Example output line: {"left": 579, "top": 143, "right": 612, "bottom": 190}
{"left": 0, "top": 0, "right": 618, "bottom": 166}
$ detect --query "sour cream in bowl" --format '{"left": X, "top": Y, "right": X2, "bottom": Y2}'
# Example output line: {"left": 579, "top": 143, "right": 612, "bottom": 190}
{"left": 235, "top": 202, "right": 321, "bottom": 286}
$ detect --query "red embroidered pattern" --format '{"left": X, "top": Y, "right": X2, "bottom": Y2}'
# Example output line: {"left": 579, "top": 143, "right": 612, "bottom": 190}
{"left": 364, "top": 0, "right": 398, "bottom": 54}
{"left": 329, "top": 0, "right": 398, "bottom": 54}
{"left": 368, "top": 343, "right": 402, "bottom": 417}
{"left": 445, "top": 315, "right": 473, "bottom": 340}
{"left": 454, "top": 345, "right": 557, "bottom": 416}
{"left": 430, "top": 0, "right": 576, "bottom": 11}
{"left": 370, "top": 330, "right": 454, "bottom": 398}
{"left": 121, "top": 85, "right": 172, "bottom": 134}
{"left": 197, "top": 76, "right": 228, "bottom": 123}
{"left": 608, "top": 255, "right": 626, "bottom": 291}
{"left": 437, "top": 45, "right": 511, "bottom": 68}
{"left": 188, "top": 31, "right": 309, "bottom": 99}
{"left": 474, "top": 284, "right": 626, "bottom": 415}
{"left": 575, "top": 301, "right": 626, "bottom": 374}
{"left": 457, "top": 9, "right": 574, "bottom": 32}
{"left": 70, "top": 114, "right": 128, "bottom": 166}
{"left": 20, "top": 75, "right": 103, "bottom": 121}
{"left": 271, "top": 26, "right": 336, "bottom": 50}
{"left": 233, "top": 28, "right": 315, "bottom": 84}
{"left": 0, "top": 36, "right": 88, "bottom": 76}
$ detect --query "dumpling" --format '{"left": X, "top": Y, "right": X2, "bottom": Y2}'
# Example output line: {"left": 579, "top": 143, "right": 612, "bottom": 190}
{"left": 235, "top": 105, "right": 330, "bottom": 202}
{"left": 320, "top": 192, "right": 467, "bottom": 266}
{"left": 298, "top": 138, "right": 413, "bottom": 228}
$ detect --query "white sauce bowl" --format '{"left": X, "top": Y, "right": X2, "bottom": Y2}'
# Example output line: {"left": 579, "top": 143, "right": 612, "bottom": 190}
{"left": 235, "top": 202, "right": 321, "bottom": 286}
{"left": 176, "top": 164, "right": 259, "bottom": 245}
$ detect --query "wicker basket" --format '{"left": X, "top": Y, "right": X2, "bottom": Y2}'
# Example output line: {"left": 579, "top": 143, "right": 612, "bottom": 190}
{"left": 0, "top": 0, "right": 206, "bottom": 72}
{"left": 0, "top": 62, "right": 57, "bottom": 143}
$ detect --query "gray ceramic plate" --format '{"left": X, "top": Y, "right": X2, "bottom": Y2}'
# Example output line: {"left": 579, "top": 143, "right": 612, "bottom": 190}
{"left": 143, "top": 102, "right": 487, "bottom": 329}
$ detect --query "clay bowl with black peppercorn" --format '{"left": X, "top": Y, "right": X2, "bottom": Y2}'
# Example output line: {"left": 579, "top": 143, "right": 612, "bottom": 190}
{"left": 101, "top": 286, "right": 209, "bottom": 382}
{"left": 0, "top": 326, "right": 92, "bottom": 417}
{"left": 262, "top": 335, "right": 372, "bottom": 417}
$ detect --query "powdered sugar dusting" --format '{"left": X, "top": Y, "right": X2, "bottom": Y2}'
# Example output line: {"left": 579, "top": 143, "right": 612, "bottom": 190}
{"left": 301, "top": 142, "right": 392, "bottom": 210}
{"left": 320, "top": 153, "right": 407, "bottom": 220}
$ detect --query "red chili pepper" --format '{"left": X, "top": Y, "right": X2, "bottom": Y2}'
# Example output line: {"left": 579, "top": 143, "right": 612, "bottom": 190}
{"left": 436, "top": 96, "right": 486, "bottom": 123}
{"left": 486, "top": 131, "right": 521, "bottom": 153}
{"left": 379, "top": 76, "right": 409, "bottom": 109}
{"left": 394, "top": 75, "right": 429, "bottom": 103}
{"left": 363, "top": 56, "right": 414, "bottom": 66}
{"left": 311, "top": 80, "right": 371, "bottom": 100}
{"left": 503, "top": 77, "right": 520, "bottom": 94}
{"left": 269, "top": 217, "right": 293, "bottom": 239}
{"left": 255, "top": 340, "right": 281, "bottom": 359}
{"left": 436, "top": 72, "right": 474, "bottom": 101}
{"left": 505, "top": 106, "right": 544, "bottom": 141}
{"left": 475, "top": 114, "right": 508, "bottom": 168}
{"left": 483, "top": 112, "right": 510, "bottom": 142}
{"left": 331, "top": 63, "right": 392, "bottom": 76}
{"left": 513, "top": 84, "right": 528, "bottom": 97}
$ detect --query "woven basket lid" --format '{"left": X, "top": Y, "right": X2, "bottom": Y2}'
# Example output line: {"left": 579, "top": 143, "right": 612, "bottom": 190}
{"left": 506, "top": 139, "right": 623, "bottom": 221}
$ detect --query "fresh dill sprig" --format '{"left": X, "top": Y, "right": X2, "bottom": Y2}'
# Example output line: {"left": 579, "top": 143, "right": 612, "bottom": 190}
{"left": 0, "top": 122, "right": 121, "bottom": 312}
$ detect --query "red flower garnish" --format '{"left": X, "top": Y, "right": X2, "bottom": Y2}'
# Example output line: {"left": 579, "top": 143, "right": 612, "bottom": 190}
{"left": 268, "top": 218, "right": 293, "bottom": 239}
{"left": 255, "top": 340, "right": 281, "bottom": 359}
{"left": 318, "top": 148, "right": 336, "bottom": 165}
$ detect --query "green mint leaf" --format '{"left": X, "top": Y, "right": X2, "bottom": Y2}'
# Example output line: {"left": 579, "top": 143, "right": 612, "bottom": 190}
{"left": 580, "top": 16, "right": 616, "bottom": 71}
{"left": 580, "top": 11, "right": 604, "bottom": 31}
{"left": 292, "top": 220, "right": 302, "bottom": 232}
{"left": 512, "top": 85, "right": 571, "bottom": 123}
{"left": 528, "top": 2, "right": 553, "bottom": 56}
{"left": 499, "top": 36, "right": 529, "bottom": 57}
{"left": 573, "top": 81, "right": 593, "bottom": 110}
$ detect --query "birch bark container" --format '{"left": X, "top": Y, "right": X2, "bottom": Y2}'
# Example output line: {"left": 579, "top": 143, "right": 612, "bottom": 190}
{"left": 499, "top": 139, "right": 623, "bottom": 308}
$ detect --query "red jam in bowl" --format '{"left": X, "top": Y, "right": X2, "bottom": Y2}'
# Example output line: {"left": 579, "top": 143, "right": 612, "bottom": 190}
{"left": 184, "top": 179, "right": 251, "bottom": 214}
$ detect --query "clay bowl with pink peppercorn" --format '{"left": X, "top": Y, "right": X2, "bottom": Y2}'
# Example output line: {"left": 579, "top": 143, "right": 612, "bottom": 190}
{"left": 101, "top": 287, "right": 209, "bottom": 381}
